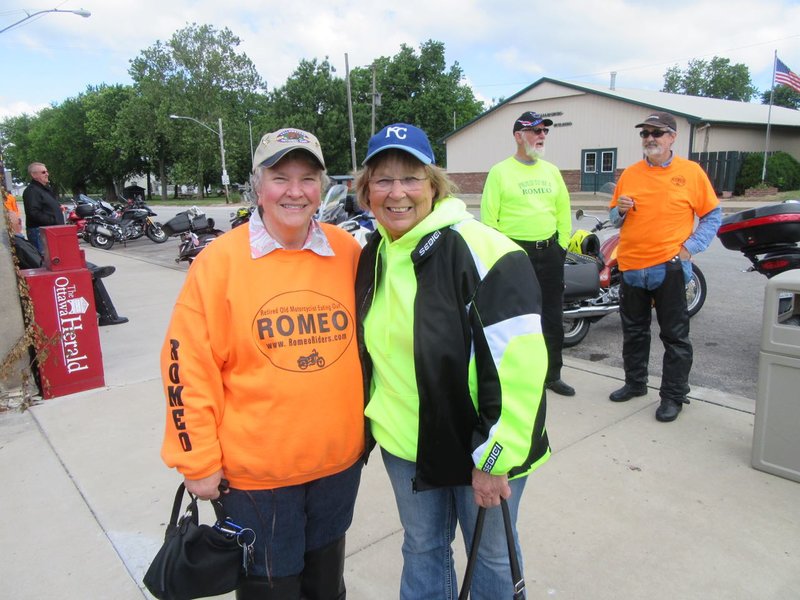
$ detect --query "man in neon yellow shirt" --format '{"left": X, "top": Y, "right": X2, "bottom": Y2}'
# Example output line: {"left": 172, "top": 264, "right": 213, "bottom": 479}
{"left": 482, "top": 111, "right": 575, "bottom": 396}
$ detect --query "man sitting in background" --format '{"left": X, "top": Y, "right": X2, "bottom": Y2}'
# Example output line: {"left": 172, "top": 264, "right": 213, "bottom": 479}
{"left": 10, "top": 217, "right": 128, "bottom": 326}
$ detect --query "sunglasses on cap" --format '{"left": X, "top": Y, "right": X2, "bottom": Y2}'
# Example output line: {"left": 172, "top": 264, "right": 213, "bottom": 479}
{"left": 520, "top": 127, "right": 549, "bottom": 135}
{"left": 639, "top": 129, "right": 670, "bottom": 139}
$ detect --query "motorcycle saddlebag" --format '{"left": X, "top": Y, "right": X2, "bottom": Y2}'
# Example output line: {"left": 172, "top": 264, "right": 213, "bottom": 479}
{"left": 564, "top": 262, "right": 600, "bottom": 301}
{"left": 163, "top": 212, "right": 191, "bottom": 236}
{"left": 163, "top": 212, "right": 209, "bottom": 237}
{"left": 75, "top": 203, "right": 97, "bottom": 218}
{"left": 718, "top": 202, "right": 800, "bottom": 251}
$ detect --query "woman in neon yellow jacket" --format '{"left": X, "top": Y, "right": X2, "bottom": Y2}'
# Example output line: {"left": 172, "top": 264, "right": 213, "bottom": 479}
{"left": 355, "top": 123, "right": 550, "bottom": 599}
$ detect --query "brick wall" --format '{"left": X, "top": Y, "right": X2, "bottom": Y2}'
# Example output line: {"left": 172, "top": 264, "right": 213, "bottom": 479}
{"left": 561, "top": 170, "right": 581, "bottom": 192}
{"left": 743, "top": 186, "right": 779, "bottom": 198}
{"left": 449, "top": 172, "right": 487, "bottom": 194}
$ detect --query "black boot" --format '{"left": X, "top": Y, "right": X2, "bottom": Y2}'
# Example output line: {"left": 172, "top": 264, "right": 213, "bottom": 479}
{"left": 300, "top": 536, "right": 346, "bottom": 600}
{"left": 92, "top": 278, "right": 128, "bottom": 325}
{"left": 236, "top": 575, "right": 302, "bottom": 599}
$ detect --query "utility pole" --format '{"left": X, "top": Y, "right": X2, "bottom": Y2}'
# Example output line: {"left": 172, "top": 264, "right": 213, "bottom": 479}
{"left": 371, "top": 63, "right": 377, "bottom": 137}
{"left": 248, "top": 119, "right": 254, "bottom": 165}
{"left": 345, "top": 53, "right": 357, "bottom": 173}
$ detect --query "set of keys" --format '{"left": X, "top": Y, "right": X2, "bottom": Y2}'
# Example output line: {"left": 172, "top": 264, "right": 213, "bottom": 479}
{"left": 214, "top": 517, "right": 256, "bottom": 575}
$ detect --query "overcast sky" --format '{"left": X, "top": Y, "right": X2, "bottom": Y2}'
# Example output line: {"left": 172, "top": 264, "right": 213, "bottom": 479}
{"left": 3, "top": 0, "right": 800, "bottom": 121}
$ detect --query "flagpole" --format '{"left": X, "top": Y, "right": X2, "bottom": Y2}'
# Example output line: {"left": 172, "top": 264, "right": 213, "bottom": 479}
{"left": 762, "top": 50, "right": 778, "bottom": 182}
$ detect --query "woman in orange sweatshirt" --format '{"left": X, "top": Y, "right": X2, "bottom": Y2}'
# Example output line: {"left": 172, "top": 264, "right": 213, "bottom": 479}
{"left": 160, "top": 129, "right": 364, "bottom": 600}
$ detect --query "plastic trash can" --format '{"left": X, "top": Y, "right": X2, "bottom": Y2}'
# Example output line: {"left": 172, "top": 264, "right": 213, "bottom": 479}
{"left": 753, "top": 269, "right": 800, "bottom": 482}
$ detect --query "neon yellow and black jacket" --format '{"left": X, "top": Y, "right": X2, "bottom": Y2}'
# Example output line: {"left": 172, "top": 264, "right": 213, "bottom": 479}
{"left": 356, "top": 196, "right": 550, "bottom": 490}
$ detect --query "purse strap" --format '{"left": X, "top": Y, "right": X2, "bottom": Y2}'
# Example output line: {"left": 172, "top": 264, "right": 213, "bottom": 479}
{"left": 459, "top": 498, "right": 525, "bottom": 600}
{"left": 167, "top": 482, "right": 230, "bottom": 529}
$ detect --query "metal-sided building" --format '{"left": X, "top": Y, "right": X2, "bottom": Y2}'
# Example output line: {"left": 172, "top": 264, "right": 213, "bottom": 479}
{"left": 444, "top": 77, "right": 800, "bottom": 194}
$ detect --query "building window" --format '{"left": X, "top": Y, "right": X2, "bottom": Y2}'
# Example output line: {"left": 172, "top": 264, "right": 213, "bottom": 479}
{"left": 601, "top": 151, "right": 615, "bottom": 173}
{"left": 584, "top": 152, "right": 597, "bottom": 173}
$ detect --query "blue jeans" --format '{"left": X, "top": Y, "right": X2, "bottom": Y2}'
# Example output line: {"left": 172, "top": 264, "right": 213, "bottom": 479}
{"left": 382, "top": 449, "right": 527, "bottom": 600}
{"left": 219, "top": 460, "right": 362, "bottom": 579}
{"left": 26, "top": 227, "right": 42, "bottom": 253}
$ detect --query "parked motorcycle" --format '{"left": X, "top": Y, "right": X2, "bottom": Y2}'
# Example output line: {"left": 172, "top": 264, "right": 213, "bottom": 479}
{"left": 717, "top": 200, "right": 800, "bottom": 278}
{"left": 317, "top": 183, "right": 375, "bottom": 246}
{"left": 717, "top": 200, "right": 800, "bottom": 326}
{"left": 83, "top": 198, "right": 168, "bottom": 250}
{"left": 68, "top": 194, "right": 116, "bottom": 236}
{"left": 225, "top": 184, "right": 375, "bottom": 245}
{"left": 230, "top": 205, "right": 255, "bottom": 228}
{"left": 76, "top": 194, "right": 116, "bottom": 216}
{"left": 163, "top": 206, "right": 225, "bottom": 264}
{"left": 563, "top": 210, "right": 707, "bottom": 347}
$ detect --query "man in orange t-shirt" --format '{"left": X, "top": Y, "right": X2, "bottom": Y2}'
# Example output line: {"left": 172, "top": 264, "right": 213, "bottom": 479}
{"left": 609, "top": 111, "right": 721, "bottom": 423}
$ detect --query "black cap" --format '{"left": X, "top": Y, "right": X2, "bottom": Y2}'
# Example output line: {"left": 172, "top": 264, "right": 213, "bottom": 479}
{"left": 635, "top": 111, "right": 677, "bottom": 131}
{"left": 513, "top": 111, "right": 553, "bottom": 132}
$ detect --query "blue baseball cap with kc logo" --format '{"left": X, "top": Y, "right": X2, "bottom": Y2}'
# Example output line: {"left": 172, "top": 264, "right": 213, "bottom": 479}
{"left": 363, "top": 123, "right": 436, "bottom": 165}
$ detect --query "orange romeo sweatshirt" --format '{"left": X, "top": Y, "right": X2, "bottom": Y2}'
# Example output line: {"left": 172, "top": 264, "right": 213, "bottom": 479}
{"left": 160, "top": 223, "right": 364, "bottom": 490}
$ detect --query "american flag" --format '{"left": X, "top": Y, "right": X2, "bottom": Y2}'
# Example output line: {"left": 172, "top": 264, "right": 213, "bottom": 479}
{"left": 775, "top": 58, "right": 800, "bottom": 93}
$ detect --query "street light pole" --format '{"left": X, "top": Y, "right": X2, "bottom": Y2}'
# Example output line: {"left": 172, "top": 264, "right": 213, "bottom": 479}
{"left": 0, "top": 8, "right": 91, "bottom": 35}
{"left": 169, "top": 114, "right": 230, "bottom": 204}
{"left": 217, "top": 117, "right": 230, "bottom": 203}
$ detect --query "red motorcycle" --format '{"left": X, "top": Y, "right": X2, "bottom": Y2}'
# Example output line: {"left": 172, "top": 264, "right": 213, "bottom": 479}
{"left": 562, "top": 210, "right": 707, "bottom": 347}
{"left": 66, "top": 206, "right": 86, "bottom": 235}
{"left": 717, "top": 201, "right": 800, "bottom": 278}
{"left": 67, "top": 194, "right": 117, "bottom": 236}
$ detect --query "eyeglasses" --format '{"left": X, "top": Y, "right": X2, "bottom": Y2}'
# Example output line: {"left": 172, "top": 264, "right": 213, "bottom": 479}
{"left": 522, "top": 127, "right": 549, "bottom": 135}
{"left": 369, "top": 176, "right": 428, "bottom": 192}
{"left": 639, "top": 129, "right": 670, "bottom": 139}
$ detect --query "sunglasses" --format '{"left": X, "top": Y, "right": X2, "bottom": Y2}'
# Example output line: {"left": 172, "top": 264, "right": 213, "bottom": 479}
{"left": 521, "top": 127, "right": 549, "bottom": 135}
{"left": 639, "top": 129, "right": 670, "bottom": 139}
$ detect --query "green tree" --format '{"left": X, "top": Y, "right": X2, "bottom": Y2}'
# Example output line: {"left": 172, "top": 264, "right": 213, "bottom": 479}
{"left": 365, "top": 40, "right": 484, "bottom": 166}
{"left": 4, "top": 86, "right": 146, "bottom": 199}
{"left": 1, "top": 114, "right": 36, "bottom": 187}
{"left": 761, "top": 85, "right": 800, "bottom": 110}
{"left": 267, "top": 58, "right": 351, "bottom": 174}
{"left": 128, "top": 23, "right": 265, "bottom": 200}
{"left": 23, "top": 98, "right": 94, "bottom": 197}
{"left": 267, "top": 40, "right": 484, "bottom": 174}
{"left": 662, "top": 56, "right": 758, "bottom": 101}
{"left": 82, "top": 84, "right": 147, "bottom": 199}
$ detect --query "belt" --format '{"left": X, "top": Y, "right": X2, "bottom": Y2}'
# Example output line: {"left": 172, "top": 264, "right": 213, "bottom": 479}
{"left": 531, "top": 233, "right": 558, "bottom": 250}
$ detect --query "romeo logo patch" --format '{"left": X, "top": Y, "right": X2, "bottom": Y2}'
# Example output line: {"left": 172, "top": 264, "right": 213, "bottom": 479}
{"left": 671, "top": 176, "right": 686, "bottom": 187}
{"left": 252, "top": 290, "right": 354, "bottom": 372}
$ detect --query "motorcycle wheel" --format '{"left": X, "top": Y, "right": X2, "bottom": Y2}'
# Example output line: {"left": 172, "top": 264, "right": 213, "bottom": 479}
{"left": 686, "top": 263, "right": 707, "bottom": 318}
{"left": 563, "top": 317, "right": 591, "bottom": 347}
{"left": 146, "top": 222, "right": 169, "bottom": 243}
{"left": 90, "top": 232, "right": 115, "bottom": 250}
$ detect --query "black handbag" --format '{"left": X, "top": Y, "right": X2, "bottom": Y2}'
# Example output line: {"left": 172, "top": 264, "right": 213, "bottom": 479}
{"left": 459, "top": 498, "right": 525, "bottom": 600}
{"left": 144, "top": 483, "right": 254, "bottom": 600}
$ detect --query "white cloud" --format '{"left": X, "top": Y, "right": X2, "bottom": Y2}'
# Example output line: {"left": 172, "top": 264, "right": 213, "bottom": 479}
{"left": 2, "top": 0, "right": 799, "bottom": 118}
{"left": 0, "top": 99, "right": 50, "bottom": 120}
